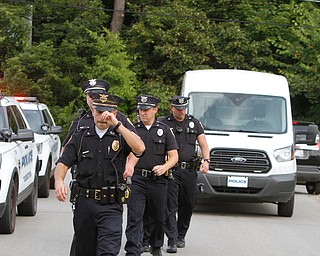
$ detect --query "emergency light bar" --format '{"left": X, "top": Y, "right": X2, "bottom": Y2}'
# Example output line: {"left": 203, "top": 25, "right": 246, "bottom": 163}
{"left": 14, "top": 96, "right": 38, "bottom": 102}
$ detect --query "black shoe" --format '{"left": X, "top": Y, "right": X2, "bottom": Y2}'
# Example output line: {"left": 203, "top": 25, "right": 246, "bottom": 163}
{"left": 142, "top": 245, "right": 150, "bottom": 253}
{"left": 177, "top": 238, "right": 185, "bottom": 248}
{"left": 166, "top": 244, "right": 177, "bottom": 253}
{"left": 150, "top": 247, "right": 162, "bottom": 256}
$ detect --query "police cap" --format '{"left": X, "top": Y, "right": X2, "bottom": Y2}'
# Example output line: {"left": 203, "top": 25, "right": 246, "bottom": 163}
{"left": 169, "top": 96, "right": 190, "bottom": 110}
{"left": 93, "top": 93, "right": 123, "bottom": 112}
{"left": 136, "top": 95, "right": 161, "bottom": 110}
{"left": 81, "top": 79, "right": 110, "bottom": 94}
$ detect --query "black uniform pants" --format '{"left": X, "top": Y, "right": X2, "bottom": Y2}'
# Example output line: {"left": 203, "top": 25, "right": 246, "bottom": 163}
{"left": 165, "top": 167, "right": 198, "bottom": 245}
{"left": 125, "top": 175, "right": 168, "bottom": 255}
{"left": 74, "top": 196, "right": 123, "bottom": 256}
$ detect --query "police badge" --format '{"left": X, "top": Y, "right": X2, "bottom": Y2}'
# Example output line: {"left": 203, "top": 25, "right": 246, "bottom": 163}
{"left": 157, "top": 128, "right": 164, "bottom": 136}
{"left": 112, "top": 140, "right": 120, "bottom": 151}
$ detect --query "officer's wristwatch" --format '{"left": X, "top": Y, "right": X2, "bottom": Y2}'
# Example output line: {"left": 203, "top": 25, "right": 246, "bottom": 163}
{"left": 203, "top": 158, "right": 210, "bottom": 163}
{"left": 114, "top": 121, "right": 122, "bottom": 130}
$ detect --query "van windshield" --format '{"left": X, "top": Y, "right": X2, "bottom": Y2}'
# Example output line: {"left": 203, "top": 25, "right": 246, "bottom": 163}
{"left": 188, "top": 92, "right": 287, "bottom": 134}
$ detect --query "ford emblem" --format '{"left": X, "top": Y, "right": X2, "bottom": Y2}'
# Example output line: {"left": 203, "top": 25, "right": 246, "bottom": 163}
{"left": 231, "top": 157, "right": 247, "bottom": 163}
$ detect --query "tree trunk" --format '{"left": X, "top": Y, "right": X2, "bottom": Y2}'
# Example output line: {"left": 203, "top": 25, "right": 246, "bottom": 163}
{"left": 110, "top": 0, "right": 125, "bottom": 33}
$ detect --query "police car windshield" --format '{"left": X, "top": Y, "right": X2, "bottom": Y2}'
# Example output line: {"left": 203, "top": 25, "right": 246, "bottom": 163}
{"left": 22, "top": 109, "right": 42, "bottom": 133}
{"left": 187, "top": 92, "right": 287, "bottom": 134}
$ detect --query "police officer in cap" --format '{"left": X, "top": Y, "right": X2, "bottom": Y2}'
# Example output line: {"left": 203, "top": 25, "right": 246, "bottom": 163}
{"left": 160, "top": 96, "right": 209, "bottom": 253}
{"left": 62, "top": 79, "right": 136, "bottom": 256}
{"left": 125, "top": 95, "right": 179, "bottom": 256}
{"left": 55, "top": 92, "right": 145, "bottom": 256}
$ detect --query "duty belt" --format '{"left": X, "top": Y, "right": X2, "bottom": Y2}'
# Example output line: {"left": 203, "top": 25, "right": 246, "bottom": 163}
{"left": 135, "top": 168, "right": 166, "bottom": 180}
{"left": 77, "top": 186, "right": 116, "bottom": 204}
{"left": 175, "top": 161, "right": 192, "bottom": 170}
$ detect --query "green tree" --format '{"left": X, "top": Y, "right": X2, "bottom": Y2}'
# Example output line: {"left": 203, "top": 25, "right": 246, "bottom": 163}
{"left": 124, "top": 0, "right": 214, "bottom": 114}
{"left": 0, "top": 3, "right": 29, "bottom": 72}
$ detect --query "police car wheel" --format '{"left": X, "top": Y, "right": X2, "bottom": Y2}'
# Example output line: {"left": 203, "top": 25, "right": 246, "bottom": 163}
{"left": 38, "top": 161, "right": 51, "bottom": 198}
{"left": 17, "top": 172, "right": 38, "bottom": 216}
{"left": 0, "top": 180, "right": 17, "bottom": 234}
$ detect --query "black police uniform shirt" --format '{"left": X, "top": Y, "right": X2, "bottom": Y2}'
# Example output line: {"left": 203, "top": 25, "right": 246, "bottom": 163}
{"left": 58, "top": 125, "right": 132, "bottom": 188}
{"left": 158, "top": 114, "right": 204, "bottom": 162}
{"left": 62, "top": 109, "right": 135, "bottom": 147}
{"left": 134, "top": 120, "right": 178, "bottom": 170}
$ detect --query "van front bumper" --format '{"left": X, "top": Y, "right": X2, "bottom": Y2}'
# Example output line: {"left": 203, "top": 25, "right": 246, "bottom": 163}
{"left": 197, "top": 172, "right": 296, "bottom": 203}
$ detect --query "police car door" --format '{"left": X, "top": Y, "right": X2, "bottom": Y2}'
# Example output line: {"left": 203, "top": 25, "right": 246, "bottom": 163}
{"left": 42, "top": 108, "right": 61, "bottom": 165}
{"left": 7, "top": 106, "right": 36, "bottom": 193}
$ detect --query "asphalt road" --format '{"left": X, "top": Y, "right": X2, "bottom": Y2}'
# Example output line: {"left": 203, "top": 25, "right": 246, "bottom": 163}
{"left": 1, "top": 185, "right": 320, "bottom": 256}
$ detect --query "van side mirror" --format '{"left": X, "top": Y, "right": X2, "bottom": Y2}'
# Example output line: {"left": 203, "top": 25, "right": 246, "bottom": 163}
{"left": 294, "top": 124, "right": 318, "bottom": 145}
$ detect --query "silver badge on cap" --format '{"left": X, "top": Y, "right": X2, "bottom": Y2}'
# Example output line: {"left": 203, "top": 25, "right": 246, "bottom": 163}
{"left": 189, "top": 121, "right": 194, "bottom": 128}
{"left": 141, "top": 96, "right": 148, "bottom": 103}
{"left": 89, "top": 79, "right": 97, "bottom": 86}
{"left": 157, "top": 128, "right": 164, "bottom": 136}
{"left": 178, "top": 98, "right": 184, "bottom": 104}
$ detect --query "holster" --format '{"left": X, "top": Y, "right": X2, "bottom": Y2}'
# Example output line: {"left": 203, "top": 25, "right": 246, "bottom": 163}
{"left": 192, "top": 156, "right": 202, "bottom": 171}
{"left": 117, "top": 183, "right": 131, "bottom": 205}
{"left": 69, "top": 180, "right": 79, "bottom": 204}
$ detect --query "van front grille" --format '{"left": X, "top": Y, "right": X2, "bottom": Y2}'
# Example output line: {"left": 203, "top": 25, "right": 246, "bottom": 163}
{"left": 209, "top": 148, "right": 271, "bottom": 173}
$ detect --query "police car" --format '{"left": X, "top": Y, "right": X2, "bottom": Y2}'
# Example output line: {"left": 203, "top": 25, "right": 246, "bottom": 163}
{"left": 15, "top": 97, "right": 62, "bottom": 198}
{"left": 0, "top": 95, "right": 38, "bottom": 234}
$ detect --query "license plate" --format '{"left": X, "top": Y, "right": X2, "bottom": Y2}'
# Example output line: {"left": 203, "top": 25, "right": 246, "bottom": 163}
{"left": 227, "top": 176, "right": 248, "bottom": 188}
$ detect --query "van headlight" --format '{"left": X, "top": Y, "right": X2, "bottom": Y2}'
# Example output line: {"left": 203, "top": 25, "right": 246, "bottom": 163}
{"left": 274, "top": 145, "right": 294, "bottom": 162}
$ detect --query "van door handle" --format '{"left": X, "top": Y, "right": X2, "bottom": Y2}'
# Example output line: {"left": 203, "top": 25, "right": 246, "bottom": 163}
{"left": 25, "top": 145, "right": 28, "bottom": 149}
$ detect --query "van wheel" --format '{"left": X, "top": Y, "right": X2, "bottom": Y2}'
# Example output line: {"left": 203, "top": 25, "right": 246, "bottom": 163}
{"left": 306, "top": 182, "right": 316, "bottom": 194}
{"left": 314, "top": 182, "right": 320, "bottom": 195}
{"left": 38, "top": 161, "right": 51, "bottom": 198}
{"left": 17, "top": 172, "right": 38, "bottom": 216}
{"left": 278, "top": 194, "right": 294, "bottom": 217}
{"left": 0, "top": 180, "right": 17, "bottom": 234}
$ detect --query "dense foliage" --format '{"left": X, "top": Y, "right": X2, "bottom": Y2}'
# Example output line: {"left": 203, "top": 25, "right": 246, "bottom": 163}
{"left": 1, "top": 0, "right": 320, "bottom": 139}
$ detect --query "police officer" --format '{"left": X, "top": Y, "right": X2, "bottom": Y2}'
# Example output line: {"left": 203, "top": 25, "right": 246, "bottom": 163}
{"left": 125, "top": 95, "right": 179, "bottom": 256}
{"left": 62, "top": 79, "right": 136, "bottom": 256}
{"left": 55, "top": 92, "right": 145, "bottom": 256}
{"left": 160, "top": 96, "right": 209, "bottom": 253}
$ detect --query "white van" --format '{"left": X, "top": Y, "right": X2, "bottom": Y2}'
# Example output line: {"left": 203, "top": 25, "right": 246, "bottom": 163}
{"left": 181, "top": 69, "right": 297, "bottom": 217}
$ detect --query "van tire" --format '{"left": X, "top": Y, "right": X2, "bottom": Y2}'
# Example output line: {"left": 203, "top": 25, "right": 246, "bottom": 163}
{"left": 306, "top": 182, "right": 316, "bottom": 194}
{"left": 38, "top": 161, "right": 51, "bottom": 198}
{"left": 314, "top": 182, "right": 320, "bottom": 195}
{"left": 278, "top": 194, "right": 294, "bottom": 217}
{"left": 0, "top": 180, "right": 17, "bottom": 234}
{"left": 17, "top": 173, "right": 38, "bottom": 216}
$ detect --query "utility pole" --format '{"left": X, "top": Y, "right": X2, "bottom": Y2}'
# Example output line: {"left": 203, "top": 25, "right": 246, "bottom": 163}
{"left": 26, "top": 4, "right": 33, "bottom": 46}
{"left": 110, "top": 0, "right": 125, "bottom": 33}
